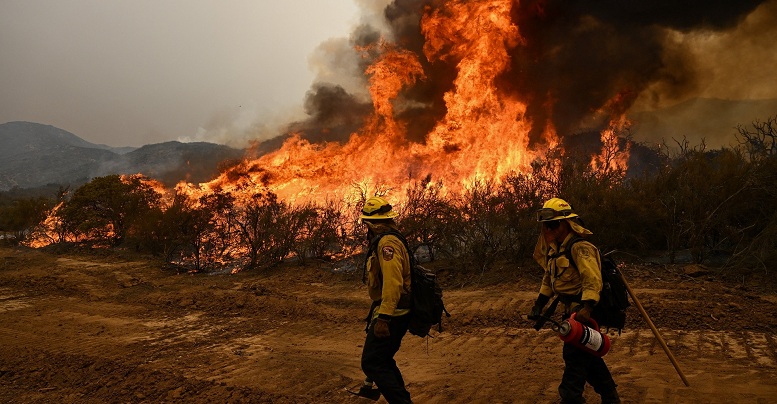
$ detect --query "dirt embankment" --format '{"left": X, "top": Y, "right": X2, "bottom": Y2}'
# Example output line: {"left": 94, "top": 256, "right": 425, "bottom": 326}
{"left": 0, "top": 247, "right": 776, "bottom": 403}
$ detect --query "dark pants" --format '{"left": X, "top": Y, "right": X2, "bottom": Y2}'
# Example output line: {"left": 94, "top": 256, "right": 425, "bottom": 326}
{"left": 361, "top": 314, "right": 412, "bottom": 404}
{"left": 559, "top": 343, "right": 620, "bottom": 404}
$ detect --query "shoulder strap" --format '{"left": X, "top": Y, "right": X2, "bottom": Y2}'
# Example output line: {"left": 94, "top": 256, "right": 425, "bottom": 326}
{"left": 544, "top": 236, "right": 589, "bottom": 285}
{"left": 547, "top": 235, "right": 584, "bottom": 268}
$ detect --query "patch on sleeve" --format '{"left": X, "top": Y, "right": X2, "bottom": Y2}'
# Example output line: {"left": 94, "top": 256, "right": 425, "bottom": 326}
{"left": 382, "top": 246, "right": 395, "bottom": 261}
{"left": 578, "top": 246, "right": 592, "bottom": 259}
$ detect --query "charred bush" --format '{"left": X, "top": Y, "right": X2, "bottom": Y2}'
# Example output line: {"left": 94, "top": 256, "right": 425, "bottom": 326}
{"left": 294, "top": 201, "right": 349, "bottom": 263}
{"left": 57, "top": 175, "right": 161, "bottom": 246}
{"left": 451, "top": 180, "right": 511, "bottom": 273}
{"left": 499, "top": 172, "right": 545, "bottom": 262}
{"left": 397, "top": 175, "right": 457, "bottom": 262}
{"left": 234, "top": 192, "right": 303, "bottom": 270}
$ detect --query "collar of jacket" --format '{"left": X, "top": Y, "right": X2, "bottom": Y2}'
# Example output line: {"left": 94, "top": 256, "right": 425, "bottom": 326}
{"left": 547, "top": 232, "right": 576, "bottom": 255}
{"left": 365, "top": 221, "right": 399, "bottom": 236}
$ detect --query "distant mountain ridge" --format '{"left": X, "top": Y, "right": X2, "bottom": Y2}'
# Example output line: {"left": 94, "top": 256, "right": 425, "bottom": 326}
{"left": 0, "top": 121, "right": 244, "bottom": 191}
{"left": 4, "top": 97, "right": 775, "bottom": 191}
{"left": 0, "top": 121, "right": 134, "bottom": 157}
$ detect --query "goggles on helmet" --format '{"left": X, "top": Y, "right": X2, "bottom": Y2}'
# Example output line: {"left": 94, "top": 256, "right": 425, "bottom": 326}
{"left": 362, "top": 203, "right": 393, "bottom": 217}
{"left": 536, "top": 207, "right": 573, "bottom": 222}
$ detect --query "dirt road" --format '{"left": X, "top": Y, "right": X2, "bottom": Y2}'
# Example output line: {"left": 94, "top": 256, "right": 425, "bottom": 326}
{"left": 1, "top": 246, "right": 776, "bottom": 403}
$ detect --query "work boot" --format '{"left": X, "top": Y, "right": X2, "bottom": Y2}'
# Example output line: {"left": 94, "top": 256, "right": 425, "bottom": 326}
{"left": 348, "top": 379, "right": 381, "bottom": 401}
{"left": 600, "top": 389, "right": 620, "bottom": 404}
{"left": 354, "top": 385, "right": 381, "bottom": 401}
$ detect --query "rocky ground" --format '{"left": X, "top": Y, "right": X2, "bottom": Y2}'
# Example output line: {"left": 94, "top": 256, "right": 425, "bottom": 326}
{"left": 0, "top": 246, "right": 775, "bottom": 403}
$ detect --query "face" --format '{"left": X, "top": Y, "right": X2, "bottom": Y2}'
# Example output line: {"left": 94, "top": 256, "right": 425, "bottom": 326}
{"left": 541, "top": 219, "right": 568, "bottom": 244}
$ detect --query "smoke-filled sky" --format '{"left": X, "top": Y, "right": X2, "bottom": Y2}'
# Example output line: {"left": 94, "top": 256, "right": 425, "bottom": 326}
{"left": 0, "top": 0, "right": 362, "bottom": 147}
{"left": 2, "top": 0, "right": 776, "bottom": 149}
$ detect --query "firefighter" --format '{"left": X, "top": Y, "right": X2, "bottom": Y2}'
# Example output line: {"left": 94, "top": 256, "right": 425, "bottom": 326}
{"left": 527, "top": 198, "right": 620, "bottom": 404}
{"left": 358, "top": 196, "right": 413, "bottom": 404}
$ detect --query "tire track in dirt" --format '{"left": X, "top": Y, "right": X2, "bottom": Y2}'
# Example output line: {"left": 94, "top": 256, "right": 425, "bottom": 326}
{"left": 2, "top": 248, "right": 777, "bottom": 403}
{"left": 153, "top": 321, "right": 366, "bottom": 402}
{"left": 0, "top": 292, "right": 32, "bottom": 314}
{"left": 402, "top": 288, "right": 777, "bottom": 403}
{"left": 404, "top": 329, "right": 557, "bottom": 403}
{"left": 0, "top": 299, "right": 151, "bottom": 358}
{"left": 0, "top": 290, "right": 300, "bottom": 402}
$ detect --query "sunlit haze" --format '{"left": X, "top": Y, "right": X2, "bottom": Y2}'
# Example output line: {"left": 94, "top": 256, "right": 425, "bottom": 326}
{"left": 0, "top": 0, "right": 363, "bottom": 147}
{"left": 1, "top": 0, "right": 776, "bottom": 151}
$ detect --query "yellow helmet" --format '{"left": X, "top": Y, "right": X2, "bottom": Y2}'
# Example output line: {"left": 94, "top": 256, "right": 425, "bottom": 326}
{"left": 536, "top": 197, "right": 579, "bottom": 222}
{"left": 360, "top": 196, "right": 398, "bottom": 220}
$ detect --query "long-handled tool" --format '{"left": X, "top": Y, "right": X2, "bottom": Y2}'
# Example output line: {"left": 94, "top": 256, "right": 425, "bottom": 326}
{"left": 617, "top": 268, "right": 690, "bottom": 387}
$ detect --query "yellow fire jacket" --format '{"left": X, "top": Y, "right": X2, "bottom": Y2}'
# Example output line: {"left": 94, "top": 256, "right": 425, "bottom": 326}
{"left": 534, "top": 232, "right": 603, "bottom": 306}
{"left": 365, "top": 225, "right": 412, "bottom": 318}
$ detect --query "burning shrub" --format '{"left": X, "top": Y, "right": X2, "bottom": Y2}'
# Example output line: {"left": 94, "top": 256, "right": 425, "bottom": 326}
{"left": 0, "top": 195, "right": 53, "bottom": 245}
{"left": 161, "top": 190, "right": 236, "bottom": 272}
{"left": 234, "top": 192, "right": 303, "bottom": 270}
{"left": 57, "top": 175, "right": 161, "bottom": 246}
{"left": 293, "top": 200, "right": 350, "bottom": 263}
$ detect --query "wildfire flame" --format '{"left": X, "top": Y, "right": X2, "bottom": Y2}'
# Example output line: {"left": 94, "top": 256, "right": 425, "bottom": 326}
{"left": 194, "top": 0, "right": 583, "bottom": 205}
{"left": 30, "top": 1, "right": 634, "bottom": 249}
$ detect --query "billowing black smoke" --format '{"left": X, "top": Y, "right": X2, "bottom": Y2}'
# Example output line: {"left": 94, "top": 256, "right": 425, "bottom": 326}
{"left": 505, "top": 0, "right": 768, "bottom": 143}
{"left": 286, "top": 84, "right": 373, "bottom": 144}
{"left": 286, "top": 0, "right": 769, "bottom": 147}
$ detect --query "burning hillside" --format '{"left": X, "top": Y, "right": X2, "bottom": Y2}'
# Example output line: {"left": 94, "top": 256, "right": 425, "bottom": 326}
{"left": 179, "top": 0, "right": 766, "bottom": 204}
{"left": 195, "top": 2, "right": 540, "bottom": 202}
{"left": 23, "top": 1, "right": 776, "bottom": 275}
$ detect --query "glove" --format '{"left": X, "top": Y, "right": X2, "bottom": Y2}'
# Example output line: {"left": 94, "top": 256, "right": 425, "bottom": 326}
{"left": 573, "top": 300, "right": 595, "bottom": 324}
{"left": 373, "top": 317, "right": 391, "bottom": 338}
{"left": 528, "top": 293, "right": 551, "bottom": 321}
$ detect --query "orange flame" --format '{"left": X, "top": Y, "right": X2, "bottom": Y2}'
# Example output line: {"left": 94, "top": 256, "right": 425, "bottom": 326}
{"left": 199, "top": 0, "right": 566, "bottom": 206}
{"left": 31, "top": 1, "right": 634, "bottom": 251}
{"left": 591, "top": 91, "right": 634, "bottom": 177}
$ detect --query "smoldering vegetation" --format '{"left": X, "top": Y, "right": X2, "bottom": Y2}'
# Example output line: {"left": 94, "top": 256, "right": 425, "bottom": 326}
{"left": 3, "top": 1, "right": 776, "bottom": 279}
{"left": 2, "top": 117, "right": 774, "bottom": 278}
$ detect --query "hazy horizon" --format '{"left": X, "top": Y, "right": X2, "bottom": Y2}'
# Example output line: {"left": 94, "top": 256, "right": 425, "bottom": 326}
{"left": 2, "top": 0, "right": 776, "bottom": 149}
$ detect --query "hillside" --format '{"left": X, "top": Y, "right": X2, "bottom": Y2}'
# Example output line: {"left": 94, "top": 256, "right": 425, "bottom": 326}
{"left": 0, "top": 122, "right": 244, "bottom": 191}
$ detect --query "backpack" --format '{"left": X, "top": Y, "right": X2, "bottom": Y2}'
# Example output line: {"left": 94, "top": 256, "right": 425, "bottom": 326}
{"left": 560, "top": 237, "right": 630, "bottom": 333}
{"left": 367, "top": 231, "right": 450, "bottom": 337}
